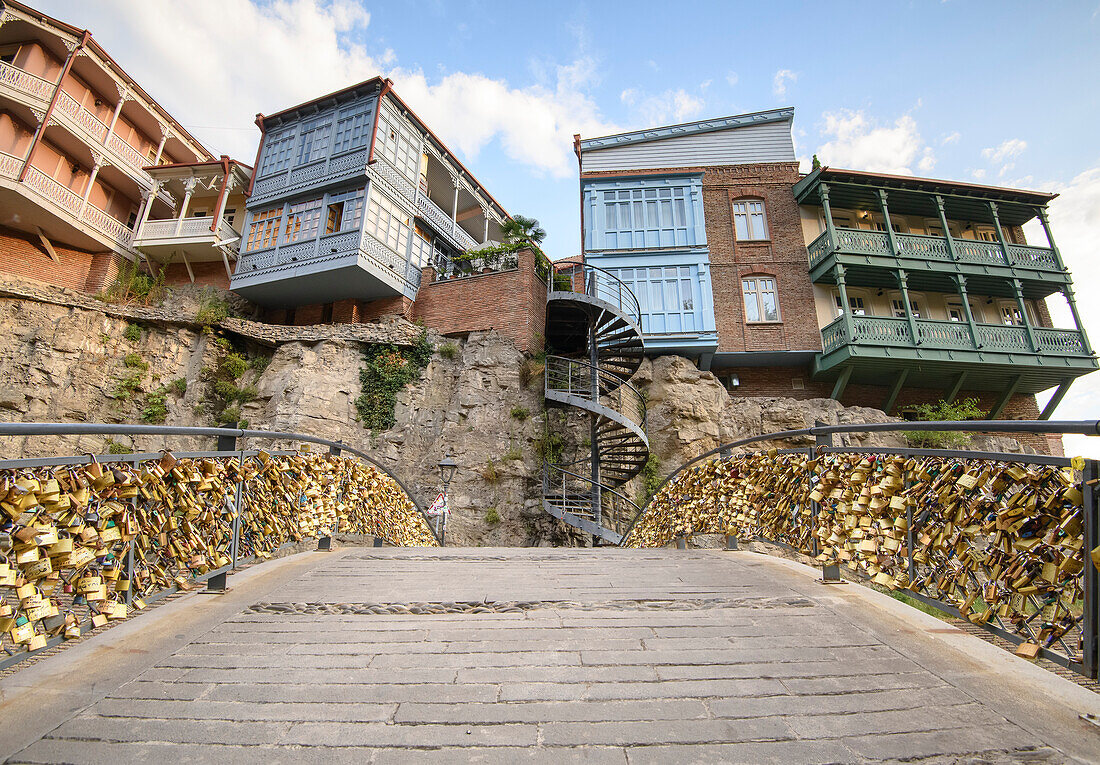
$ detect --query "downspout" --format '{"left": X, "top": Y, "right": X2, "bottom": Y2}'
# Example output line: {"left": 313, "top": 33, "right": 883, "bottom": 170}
{"left": 367, "top": 78, "right": 393, "bottom": 165}
{"left": 210, "top": 155, "right": 231, "bottom": 233}
{"left": 19, "top": 29, "right": 91, "bottom": 182}
{"left": 245, "top": 114, "right": 265, "bottom": 197}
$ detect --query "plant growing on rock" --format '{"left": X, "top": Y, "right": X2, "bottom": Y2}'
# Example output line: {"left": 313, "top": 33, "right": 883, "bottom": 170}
{"left": 123, "top": 323, "right": 142, "bottom": 342}
{"left": 141, "top": 387, "right": 169, "bottom": 423}
{"left": 510, "top": 406, "right": 529, "bottom": 421}
{"left": 169, "top": 378, "right": 187, "bottom": 396}
{"left": 482, "top": 458, "right": 499, "bottom": 484}
{"left": 355, "top": 331, "right": 432, "bottom": 431}
{"left": 903, "top": 398, "right": 984, "bottom": 449}
{"left": 196, "top": 290, "right": 230, "bottom": 326}
{"left": 484, "top": 507, "right": 501, "bottom": 525}
{"left": 438, "top": 342, "right": 459, "bottom": 360}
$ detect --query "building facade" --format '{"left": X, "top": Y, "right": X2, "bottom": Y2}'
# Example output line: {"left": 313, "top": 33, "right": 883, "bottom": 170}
{"left": 578, "top": 111, "right": 1097, "bottom": 449}
{"left": 0, "top": 0, "right": 238, "bottom": 291}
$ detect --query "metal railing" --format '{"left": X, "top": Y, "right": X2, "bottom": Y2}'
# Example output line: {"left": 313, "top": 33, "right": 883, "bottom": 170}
{"left": 622, "top": 419, "right": 1100, "bottom": 678}
{"left": 542, "top": 463, "right": 641, "bottom": 543}
{"left": 0, "top": 422, "right": 440, "bottom": 670}
{"left": 549, "top": 260, "right": 642, "bottom": 330}
{"left": 544, "top": 355, "right": 647, "bottom": 435}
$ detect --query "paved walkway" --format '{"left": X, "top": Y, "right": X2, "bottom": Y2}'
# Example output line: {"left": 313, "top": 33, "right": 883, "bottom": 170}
{"left": 1, "top": 548, "right": 1097, "bottom": 763}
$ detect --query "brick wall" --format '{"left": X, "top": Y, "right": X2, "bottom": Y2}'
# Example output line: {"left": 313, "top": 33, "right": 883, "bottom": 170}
{"left": 0, "top": 226, "right": 124, "bottom": 293}
{"left": 163, "top": 260, "right": 231, "bottom": 290}
{"left": 411, "top": 248, "right": 546, "bottom": 353}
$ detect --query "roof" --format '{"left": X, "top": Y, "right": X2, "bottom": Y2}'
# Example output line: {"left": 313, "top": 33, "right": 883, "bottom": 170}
{"left": 143, "top": 158, "right": 253, "bottom": 174}
{"left": 1, "top": 0, "right": 214, "bottom": 160}
{"left": 578, "top": 108, "right": 794, "bottom": 152}
{"left": 793, "top": 167, "right": 1057, "bottom": 227}
{"left": 256, "top": 76, "right": 509, "bottom": 220}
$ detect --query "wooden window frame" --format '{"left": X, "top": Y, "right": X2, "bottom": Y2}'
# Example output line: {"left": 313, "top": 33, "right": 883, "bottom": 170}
{"left": 732, "top": 198, "right": 768, "bottom": 241}
{"left": 742, "top": 274, "right": 781, "bottom": 323}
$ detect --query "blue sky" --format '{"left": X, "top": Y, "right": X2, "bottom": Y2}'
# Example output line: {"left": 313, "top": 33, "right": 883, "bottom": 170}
{"left": 41, "top": 0, "right": 1100, "bottom": 449}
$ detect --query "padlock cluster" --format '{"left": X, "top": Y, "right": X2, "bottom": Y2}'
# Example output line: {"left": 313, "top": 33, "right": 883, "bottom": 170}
{"left": 624, "top": 450, "right": 1091, "bottom": 654}
{"left": 0, "top": 448, "right": 436, "bottom": 658}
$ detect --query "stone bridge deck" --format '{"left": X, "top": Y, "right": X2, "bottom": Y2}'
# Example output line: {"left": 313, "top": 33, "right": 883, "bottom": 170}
{"left": 1, "top": 548, "right": 1097, "bottom": 763}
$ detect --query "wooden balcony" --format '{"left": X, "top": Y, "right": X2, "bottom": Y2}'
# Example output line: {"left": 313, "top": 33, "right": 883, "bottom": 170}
{"left": 133, "top": 216, "right": 239, "bottom": 265}
{"left": 807, "top": 227, "right": 1069, "bottom": 298}
{"left": 814, "top": 314, "right": 1097, "bottom": 396}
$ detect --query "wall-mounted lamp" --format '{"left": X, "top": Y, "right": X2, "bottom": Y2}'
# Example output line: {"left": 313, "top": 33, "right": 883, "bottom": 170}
{"left": 727, "top": 374, "right": 740, "bottom": 388}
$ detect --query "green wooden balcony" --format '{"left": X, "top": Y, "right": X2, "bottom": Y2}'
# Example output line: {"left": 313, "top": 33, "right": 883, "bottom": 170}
{"left": 814, "top": 315, "right": 1097, "bottom": 396}
{"left": 807, "top": 228, "right": 1069, "bottom": 298}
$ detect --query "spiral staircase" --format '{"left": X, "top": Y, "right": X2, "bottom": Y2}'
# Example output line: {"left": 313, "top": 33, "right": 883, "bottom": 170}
{"left": 542, "top": 262, "right": 649, "bottom": 545}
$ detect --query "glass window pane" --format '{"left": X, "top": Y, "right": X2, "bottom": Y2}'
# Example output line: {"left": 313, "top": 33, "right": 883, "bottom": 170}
{"left": 761, "top": 290, "right": 778, "bottom": 321}
{"left": 744, "top": 291, "right": 760, "bottom": 322}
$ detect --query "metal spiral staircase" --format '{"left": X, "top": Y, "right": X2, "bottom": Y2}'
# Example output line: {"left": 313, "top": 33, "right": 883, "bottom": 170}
{"left": 542, "top": 261, "right": 649, "bottom": 544}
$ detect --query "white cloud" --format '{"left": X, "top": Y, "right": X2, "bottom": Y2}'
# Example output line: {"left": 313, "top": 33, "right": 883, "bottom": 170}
{"left": 941, "top": 131, "right": 961, "bottom": 145}
{"left": 45, "top": 0, "right": 618, "bottom": 178}
{"left": 773, "top": 69, "right": 797, "bottom": 98}
{"left": 981, "top": 138, "right": 1027, "bottom": 177}
{"left": 726, "top": 71, "right": 739, "bottom": 87}
{"left": 814, "top": 110, "right": 934, "bottom": 175}
{"left": 621, "top": 88, "right": 705, "bottom": 127}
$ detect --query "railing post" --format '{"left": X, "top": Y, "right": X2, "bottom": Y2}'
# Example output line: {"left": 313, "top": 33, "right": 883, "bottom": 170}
{"left": 953, "top": 274, "right": 981, "bottom": 350}
{"left": 819, "top": 182, "right": 837, "bottom": 251}
{"left": 1083, "top": 459, "right": 1099, "bottom": 679}
{"left": 906, "top": 498, "right": 916, "bottom": 587}
{"left": 230, "top": 450, "right": 244, "bottom": 570}
{"left": 811, "top": 421, "right": 831, "bottom": 559}
{"left": 1011, "top": 278, "right": 1039, "bottom": 352}
{"left": 124, "top": 496, "right": 136, "bottom": 606}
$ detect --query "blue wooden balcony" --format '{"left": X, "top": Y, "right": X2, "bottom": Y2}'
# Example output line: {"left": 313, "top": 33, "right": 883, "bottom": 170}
{"left": 814, "top": 314, "right": 1097, "bottom": 396}
{"left": 807, "top": 227, "right": 1069, "bottom": 298}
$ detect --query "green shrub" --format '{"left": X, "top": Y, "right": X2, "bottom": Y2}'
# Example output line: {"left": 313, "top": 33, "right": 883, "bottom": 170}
{"left": 196, "top": 291, "right": 230, "bottom": 325}
{"left": 504, "top": 443, "right": 523, "bottom": 461}
{"left": 510, "top": 406, "right": 530, "bottom": 421}
{"left": 354, "top": 331, "right": 431, "bottom": 431}
{"left": 110, "top": 371, "right": 143, "bottom": 400}
{"left": 101, "top": 260, "right": 167, "bottom": 305}
{"left": 123, "top": 323, "right": 141, "bottom": 342}
{"left": 220, "top": 353, "right": 248, "bottom": 380}
{"left": 519, "top": 358, "right": 545, "bottom": 388}
{"left": 484, "top": 507, "right": 501, "bottom": 525}
{"left": 438, "top": 342, "right": 459, "bottom": 360}
{"left": 250, "top": 355, "right": 271, "bottom": 372}
{"left": 169, "top": 378, "right": 187, "bottom": 396}
{"left": 105, "top": 438, "right": 133, "bottom": 454}
{"left": 141, "top": 388, "right": 169, "bottom": 423}
{"left": 482, "top": 458, "right": 499, "bottom": 484}
{"left": 235, "top": 384, "right": 258, "bottom": 403}
{"left": 213, "top": 380, "right": 239, "bottom": 401}
{"left": 237, "top": 419, "right": 249, "bottom": 429}
{"left": 637, "top": 454, "right": 662, "bottom": 507}
{"left": 902, "top": 397, "right": 985, "bottom": 449}
{"left": 533, "top": 431, "right": 564, "bottom": 465}
{"left": 122, "top": 352, "right": 148, "bottom": 370}
{"left": 216, "top": 406, "right": 241, "bottom": 426}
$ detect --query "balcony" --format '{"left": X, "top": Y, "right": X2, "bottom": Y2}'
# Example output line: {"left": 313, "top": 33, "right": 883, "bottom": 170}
{"left": 0, "top": 149, "right": 135, "bottom": 249}
{"left": 807, "top": 227, "right": 1068, "bottom": 298}
{"left": 133, "top": 216, "right": 239, "bottom": 263}
{"left": 814, "top": 314, "right": 1097, "bottom": 395}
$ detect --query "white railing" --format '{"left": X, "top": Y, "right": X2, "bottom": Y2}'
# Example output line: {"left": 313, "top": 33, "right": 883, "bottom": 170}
{"left": 0, "top": 150, "right": 22, "bottom": 180}
{"left": 24, "top": 165, "right": 82, "bottom": 214}
{"left": 416, "top": 192, "right": 478, "bottom": 251}
{"left": 84, "top": 203, "right": 133, "bottom": 246}
{"left": 106, "top": 132, "right": 151, "bottom": 171}
{"left": 0, "top": 60, "right": 55, "bottom": 102}
{"left": 55, "top": 89, "right": 110, "bottom": 142}
{"left": 136, "top": 216, "right": 241, "bottom": 245}
{"left": 22, "top": 165, "right": 134, "bottom": 246}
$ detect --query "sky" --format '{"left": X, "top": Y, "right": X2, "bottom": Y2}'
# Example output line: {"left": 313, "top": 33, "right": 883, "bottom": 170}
{"left": 39, "top": 0, "right": 1100, "bottom": 452}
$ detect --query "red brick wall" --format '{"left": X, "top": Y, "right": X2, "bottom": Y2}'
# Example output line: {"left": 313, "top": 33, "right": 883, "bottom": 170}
{"left": 411, "top": 248, "right": 546, "bottom": 353}
{"left": 0, "top": 226, "right": 124, "bottom": 292}
{"left": 163, "top": 260, "right": 231, "bottom": 290}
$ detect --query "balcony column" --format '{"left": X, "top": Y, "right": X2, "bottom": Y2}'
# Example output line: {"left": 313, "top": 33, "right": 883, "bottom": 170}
{"left": 988, "top": 201, "right": 1012, "bottom": 265}
{"left": 483, "top": 211, "right": 490, "bottom": 244}
{"left": 153, "top": 126, "right": 169, "bottom": 165}
{"left": 877, "top": 190, "right": 899, "bottom": 256}
{"left": 1061, "top": 284, "right": 1093, "bottom": 355}
{"left": 77, "top": 153, "right": 104, "bottom": 217}
{"left": 896, "top": 269, "right": 919, "bottom": 345}
{"left": 953, "top": 275, "right": 981, "bottom": 349}
{"left": 933, "top": 195, "right": 958, "bottom": 261}
{"left": 819, "top": 183, "right": 837, "bottom": 250}
{"left": 835, "top": 263, "right": 854, "bottom": 342}
{"left": 135, "top": 181, "right": 159, "bottom": 240}
{"left": 450, "top": 174, "right": 460, "bottom": 238}
{"left": 1012, "top": 278, "right": 1039, "bottom": 352}
{"left": 173, "top": 177, "right": 197, "bottom": 236}
{"left": 106, "top": 85, "right": 129, "bottom": 139}
{"left": 1036, "top": 206, "right": 1067, "bottom": 271}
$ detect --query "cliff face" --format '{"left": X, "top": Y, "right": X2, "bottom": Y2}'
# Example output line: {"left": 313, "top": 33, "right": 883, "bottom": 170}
{"left": 0, "top": 288, "right": 1036, "bottom": 547}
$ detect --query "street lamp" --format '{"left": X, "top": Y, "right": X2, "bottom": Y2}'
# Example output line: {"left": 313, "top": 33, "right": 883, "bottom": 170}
{"left": 436, "top": 453, "right": 457, "bottom": 545}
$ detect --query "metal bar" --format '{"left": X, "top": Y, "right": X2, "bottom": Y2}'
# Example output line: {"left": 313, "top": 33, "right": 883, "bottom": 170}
{"left": 819, "top": 446, "right": 1072, "bottom": 467}
{"left": 1084, "top": 459, "right": 1099, "bottom": 679}
{"left": 1038, "top": 378, "right": 1073, "bottom": 421}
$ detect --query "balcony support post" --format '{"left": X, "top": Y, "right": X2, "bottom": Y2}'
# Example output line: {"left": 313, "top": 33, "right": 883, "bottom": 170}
{"left": 1011, "top": 279, "right": 1039, "bottom": 352}
{"left": 106, "top": 92, "right": 127, "bottom": 140}
{"left": 1061, "top": 284, "right": 1093, "bottom": 356}
{"left": 178, "top": 250, "right": 195, "bottom": 283}
{"left": 1036, "top": 206, "right": 1067, "bottom": 271}
{"left": 835, "top": 263, "right": 854, "bottom": 345}
{"left": 211, "top": 157, "right": 232, "bottom": 233}
{"left": 153, "top": 128, "right": 168, "bottom": 166}
{"left": 945, "top": 371, "right": 967, "bottom": 404}
{"left": 77, "top": 156, "right": 103, "bottom": 217}
{"left": 820, "top": 183, "right": 837, "bottom": 251}
{"left": 933, "top": 195, "right": 958, "bottom": 261}
{"left": 896, "top": 269, "right": 919, "bottom": 345}
{"left": 988, "top": 201, "right": 1012, "bottom": 266}
{"left": 135, "top": 182, "right": 158, "bottom": 241}
{"left": 953, "top": 275, "right": 981, "bottom": 349}
{"left": 830, "top": 365, "right": 852, "bottom": 402}
{"left": 483, "top": 212, "right": 490, "bottom": 244}
{"left": 883, "top": 368, "right": 909, "bottom": 415}
{"left": 1039, "top": 378, "right": 1074, "bottom": 420}
{"left": 989, "top": 374, "right": 1023, "bottom": 420}
{"left": 173, "top": 177, "right": 197, "bottom": 236}
{"left": 450, "top": 178, "right": 460, "bottom": 238}
{"left": 877, "top": 190, "right": 899, "bottom": 256}
{"left": 18, "top": 31, "right": 90, "bottom": 183}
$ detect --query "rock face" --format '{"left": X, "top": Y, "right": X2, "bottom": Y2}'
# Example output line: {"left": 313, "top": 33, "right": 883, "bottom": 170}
{"left": 0, "top": 292, "right": 1039, "bottom": 547}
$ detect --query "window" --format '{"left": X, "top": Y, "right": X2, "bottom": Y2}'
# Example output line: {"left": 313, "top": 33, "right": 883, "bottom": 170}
{"left": 890, "top": 297, "right": 923, "bottom": 318}
{"left": 284, "top": 198, "right": 323, "bottom": 243}
{"left": 742, "top": 277, "right": 780, "bottom": 322}
{"left": 376, "top": 107, "right": 420, "bottom": 180}
{"left": 332, "top": 103, "right": 373, "bottom": 154}
{"left": 223, "top": 208, "right": 237, "bottom": 228}
{"left": 258, "top": 131, "right": 294, "bottom": 176}
{"left": 947, "top": 299, "right": 983, "bottom": 323}
{"left": 321, "top": 303, "right": 333, "bottom": 324}
{"left": 364, "top": 187, "right": 410, "bottom": 254}
{"left": 833, "top": 293, "right": 866, "bottom": 316}
{"left": 601, "top": 186, "right": 692, "bottom": 248}
{"left": 732, "top": 199, "right": 767, "bottom": 240}
{"left": 245, "top": 207, "right": 283, "bottom": 251}
{"left": 325, "top": 187, "right": 365, "bottom": 233}
{"left": 608, "top": 265, "right": 698, "bottom": 334}
{"left": 297, "top": 120, "right": 331, "bottom": 165}
{"left": 1001, "top": 303, "right": 1025, "bottom": 326}
{"left": 410, "top": 224, "right": 434, "bottom": 268}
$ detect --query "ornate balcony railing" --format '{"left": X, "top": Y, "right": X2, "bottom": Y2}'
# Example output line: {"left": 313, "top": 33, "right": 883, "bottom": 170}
{"left": 137, "top": 216, "right": 240, "bottom": 243}
{"left": 416, "top": 192, "right": 478, "bottom": 251}
{"left": 55, "top": 89, "right": 110, "bottom": 142}
{"left": 549, "top": 260, "right": 643, "bottom": 330}
{"left": 0, "top": 60, "right": 55, "bottom": 102}
{"left": 22, "top": 165, "right": 134, "bottom": 247}
{"left": 0, "top": 149, "right": 22, "bottom": 180}
{"left": 807, "top": 227, "right": 1061, "bottom": 274}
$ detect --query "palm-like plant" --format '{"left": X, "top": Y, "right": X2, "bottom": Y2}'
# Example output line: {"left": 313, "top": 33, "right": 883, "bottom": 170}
{"left": 500, "top": 215, "right": 546, "bottom": 249}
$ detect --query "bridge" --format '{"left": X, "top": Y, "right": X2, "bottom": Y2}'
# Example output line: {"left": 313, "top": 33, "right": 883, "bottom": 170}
{"left": 0, "top": 421, "right": 1097, "bottom": 762}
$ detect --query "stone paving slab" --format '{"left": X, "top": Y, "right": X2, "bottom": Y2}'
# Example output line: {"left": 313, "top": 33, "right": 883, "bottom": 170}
{"left": 2, "top": 547, "right": 1098, "bottom": 764}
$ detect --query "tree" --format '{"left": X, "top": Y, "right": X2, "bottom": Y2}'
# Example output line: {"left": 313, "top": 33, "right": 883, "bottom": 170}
{"left": 500, "top": 215, "right": 546, "bottom": 249}
{"left": 812, "top": 154, "right": 822, "bottom": 171}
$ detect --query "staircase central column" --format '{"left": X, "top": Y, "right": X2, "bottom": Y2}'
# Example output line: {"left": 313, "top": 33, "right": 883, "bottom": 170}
{"left": 589, "top": 313, "right": 602, "bottom": 541}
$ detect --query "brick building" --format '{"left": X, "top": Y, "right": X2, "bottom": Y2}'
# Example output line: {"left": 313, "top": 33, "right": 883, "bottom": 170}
{"left": 576, "top": 111, "right": 1097, "bottom": 449}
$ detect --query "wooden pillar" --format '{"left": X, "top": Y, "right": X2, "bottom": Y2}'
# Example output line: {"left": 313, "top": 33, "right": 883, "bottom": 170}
{"left": 830, "top": 365, "right": 853, "bottom": 401}
{"left": 934, "top": 194, "right": 958, "bottom": 261}
{"left": 820, "top": 183, "right": 837, "bottom": 250}
{"left": 483, "top": 211, "right": 490, "bottom": 244}
{"left": 878, "top": 189, "right": 899, "bottom": 256}
{"left": 1036, "top": 206, "right": 1066, "bottom": 270}
{"left": 945, "top": 371, "right": 967, "bottom": 404}
{"left": 988, "top": 201, "right": 1012, "bottom": 265}
{"left": 19, "top": 32, "right": 89, "bottom": 182}
{"left": 1011, "top": 279, "right": 1038, "bottom": 352}
{"left": 954, "top": 275, "right": 981, "bottom": 349}
{"left": 883, "top": 368, "right": 909, "bottom": 415}
{"left": 451, "top": 178, "right": 460, "bottom": 237}
{"left": 106, "top": 90, "right": 127, "bottom": 138}
{"left": 173, "top": 177, "right": 196, "bottom": 236}
{"left": 135, "top": 182, "right": 158, "bottom": 240}
{"left": 989, "top": 374, "right": 1023, "bottom": 420}
{"left": 1039, "top": 378, "right": 1074, "bottom": 420}
{"left": 153, "top": 129, "right": 168, "bottom": 165}
{"left": 835, "top": 263, "right": 854, "bottom": 343}
{"left": 1060, "top": 283, "right": 1094, "bottom": 355}
{"left": 896, "top": 269, "right": 919, "bottom": 345}
{"left": 77, "top": 156, "right": 103, "bottom": 217}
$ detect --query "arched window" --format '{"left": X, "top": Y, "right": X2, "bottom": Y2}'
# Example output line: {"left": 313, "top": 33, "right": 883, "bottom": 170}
{"left": 742, "top": 274, "right": 780, "bottom": 322}
{"left": 732, "top": 198, "right": 768, "bottom": 240}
